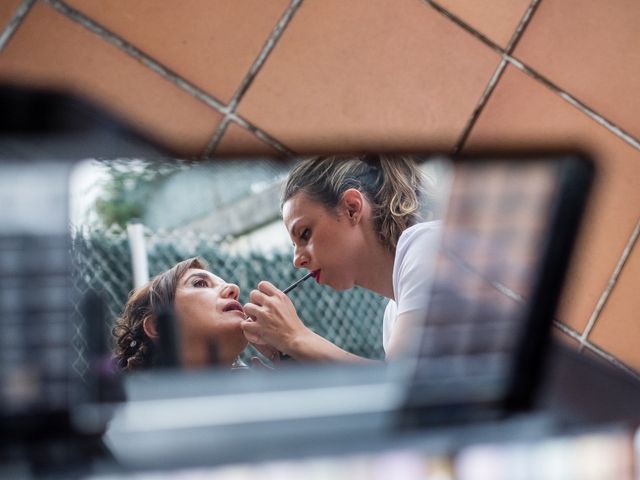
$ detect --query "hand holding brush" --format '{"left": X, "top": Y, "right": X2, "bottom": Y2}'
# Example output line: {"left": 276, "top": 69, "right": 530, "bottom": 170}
{"left": 242, "top": 271, "right": 315, "bottom": 362}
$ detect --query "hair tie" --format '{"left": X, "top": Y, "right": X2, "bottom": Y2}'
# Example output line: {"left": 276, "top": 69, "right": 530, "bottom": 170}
{"left": 130, "top": 340, "right": 137, "bottom": 348}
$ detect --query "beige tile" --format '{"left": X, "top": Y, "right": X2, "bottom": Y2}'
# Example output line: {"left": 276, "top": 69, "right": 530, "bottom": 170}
{"left": 0, "top": 0, "right": 23, "bottom": 33}
{"left": 465, "top": 65, "right": 640, "bottom": 334}
{"left": 0, "top": 2, "right": 222, "bottom": 157}
{"left": 0, "top": 0, "right": 21, "bottom": 25}
{"left": 64, "top": 0, "right": 290, "bottom": 104}
{"left": 552, "top": 327, "right": 580, "bottom": 351}
{"left": 434, "top": 0, "right": 531, "bottom": 48}
{"left": 589, "top": 237, "right": 640, "bottom": 372}
{"left": 215, "top": 122, "right": 281, "bottom": 157}
{"left": 514, "top": 0, "right": 640, "bottom": 139}
{"left": 237, "top": 0, "right": 501, "bottom": 153}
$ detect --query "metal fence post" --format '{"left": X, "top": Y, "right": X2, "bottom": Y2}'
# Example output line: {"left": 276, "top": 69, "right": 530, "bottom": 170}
{"left": 126, "top": 220, "right": 149, "bottom": 289}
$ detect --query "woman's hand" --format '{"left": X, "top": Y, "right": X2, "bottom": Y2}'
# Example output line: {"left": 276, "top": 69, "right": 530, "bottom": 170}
{"left": 241, "top": 281, "right": 309, "bottom": 355}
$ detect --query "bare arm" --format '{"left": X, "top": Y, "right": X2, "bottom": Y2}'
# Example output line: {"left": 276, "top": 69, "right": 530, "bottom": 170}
{"left": 242, "top": 281, "right": 378, "bottom": 364}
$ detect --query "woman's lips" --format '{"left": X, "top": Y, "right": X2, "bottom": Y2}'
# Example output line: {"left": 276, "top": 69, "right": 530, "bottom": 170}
{"left": 223, "top": 300, "right": 244, "bottom": 314}
{"left": 312, "top": 270, "right": 321, "bottom": 283}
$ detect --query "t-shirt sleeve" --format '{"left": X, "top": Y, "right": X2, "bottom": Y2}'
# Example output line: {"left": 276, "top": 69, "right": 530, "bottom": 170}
{"left": 395, "top": 224, "right": 441, "bottom": 316}
{"left": 382, "top": 299, "right": 397, "bottom": 353}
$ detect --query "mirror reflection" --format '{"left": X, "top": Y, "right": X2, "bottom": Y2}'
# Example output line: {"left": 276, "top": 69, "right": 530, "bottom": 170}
{"left": 69, "top": 155, "right": 447, "bottom": 377}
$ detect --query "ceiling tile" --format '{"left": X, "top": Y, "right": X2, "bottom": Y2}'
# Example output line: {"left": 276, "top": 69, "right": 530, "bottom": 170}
{"left": 215, "top": 122, "right": 281, "bottom": 157}
{"left": 64, "top": 0, "right": 290, "bottom": 105}
{"left": 465, "top": 65, "right": 640, "bottom": 334}
{"left": 434, "top": 0, "right": 531, "bottom": 48}
{"left": 0, "top": 0, "right": 23, "bottom": 33}
{"left": 553, "top": 328, "right": 580, "bottom": 351}
{"left": 514, "top": 0, "right": 640, "bottom": 139}
{"left": 589, "top": 238, "right": 640, "bottom": 372}
{"left": 237, "top": 0, "right": 501, "bottom": 153}
{"left": 0, "top": 2, "right": 222, "bottom": 157}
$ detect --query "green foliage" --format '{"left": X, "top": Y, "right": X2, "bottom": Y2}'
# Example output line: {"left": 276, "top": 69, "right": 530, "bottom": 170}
{"left": 93, "top": 160, "right": 187, "bottom": 228}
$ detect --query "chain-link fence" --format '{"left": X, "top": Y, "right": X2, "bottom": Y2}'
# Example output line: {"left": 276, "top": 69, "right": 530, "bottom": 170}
{"left": 70, "top": 224, "right": 387, "bottom": 377}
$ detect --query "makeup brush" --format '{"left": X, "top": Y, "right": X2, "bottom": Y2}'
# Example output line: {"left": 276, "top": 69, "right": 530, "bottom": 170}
{"left": 282, "top": 271, "right": 314, "bottom": 294}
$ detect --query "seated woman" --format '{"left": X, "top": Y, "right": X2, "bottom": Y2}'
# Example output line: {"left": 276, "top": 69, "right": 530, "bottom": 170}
{"left": 112, "top": 257, "right": 249, "bottom": 371}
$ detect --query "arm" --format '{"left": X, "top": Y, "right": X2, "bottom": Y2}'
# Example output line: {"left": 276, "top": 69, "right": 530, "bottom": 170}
{"left": 242, "top": 281, "right": 378, "bottom": 364}
{"left": 384, "top": 310, "right": 425, "bottom": 360}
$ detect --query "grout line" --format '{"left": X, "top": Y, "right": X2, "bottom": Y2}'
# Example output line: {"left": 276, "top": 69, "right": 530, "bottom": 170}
{"left": 424, "top": 0, "right": 505, "bottom": 155}
{"left": 203, "top": 0, "right": 303, "bottom": 157}
{"left": 552, "top": 320, "right": 583, "bottom": 342}
{"left": 424, "top": 0, "right": 640, "bottom": 153}
{"left": 45, "top": 0, "right": 229, "bottom": 114}
{"left": 202, "top": 116, "right": 232, "bottom": 158}
{"left": 451, "top": 242, "right": 640, "bottom": 381}
{"left": 449, "top": 243, "right": 640, "bottom": 381}
{"left": 582, "top": 342, "right": 640, "bottom": 381}
{"left": 227, "top": 0, "right": 303, "bottom": 113}
{"left": 432, "top": 0, "right": 540, "bottom": 154}
{"left": 452, "top": 59, "right": 508, "bottom": 155}
{"left": 428, "top": 0, "right": 640, "bottom": 380}
{"left": 227, "top": 113, "right": 295, "bottom": 157}
{"left": 422, "top": 0, "right": 503, "bottom": 54}
{"left": 444, "top": 248, "right": 525, "bottom": 305}
{"left": 505, "top": 56, "right": 640, "bottom": 151}
{"left": 204, "top": 112, "right": 295, "bottom": 158}
{"left": 552, "top": 321, "right": 640, "bottom": 381}
{"left": 0, "top": 0, "right": 36, "bottom": 53}
{"left": 46, "top": 0, "right": 295, "bottom": 158}
{"left": 580, "top": 217, "right": 640, "bottom": 342}
{"left": 504, "top": 0, "right": 542, "bottom": 53}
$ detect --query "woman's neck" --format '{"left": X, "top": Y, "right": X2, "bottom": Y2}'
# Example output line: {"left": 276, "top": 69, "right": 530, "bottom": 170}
{"left": 355, "top": 236, "right": 395, "bottom": 299}
{"left": 180, "top": 336, "right": 234, "bottom": 369}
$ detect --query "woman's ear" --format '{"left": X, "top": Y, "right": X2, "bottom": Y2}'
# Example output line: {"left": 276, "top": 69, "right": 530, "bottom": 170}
{"left": 142, "top": 315, "right": 159, "bottom": 339}
{"left": 341, "top": 188, "right": 365, "bottom": 225}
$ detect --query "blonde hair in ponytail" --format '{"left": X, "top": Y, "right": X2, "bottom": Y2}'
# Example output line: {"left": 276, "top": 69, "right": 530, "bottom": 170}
{"left": 282, "top": 154, "right": 425, "bottom": 252}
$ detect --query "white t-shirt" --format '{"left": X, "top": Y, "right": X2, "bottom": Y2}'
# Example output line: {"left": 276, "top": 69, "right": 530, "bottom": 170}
{"left": 382, "top": 221, "right": 441, "bottom": 354}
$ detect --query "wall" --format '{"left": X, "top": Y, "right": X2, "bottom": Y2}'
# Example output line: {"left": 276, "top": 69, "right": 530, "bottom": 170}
{"left": 1, "top": 0, "right": 638, "bottom": 376}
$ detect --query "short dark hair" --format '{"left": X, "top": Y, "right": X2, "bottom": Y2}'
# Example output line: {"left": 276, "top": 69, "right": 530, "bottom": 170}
{"left": 112, "top": 257, "right": 207, "bottom": 371}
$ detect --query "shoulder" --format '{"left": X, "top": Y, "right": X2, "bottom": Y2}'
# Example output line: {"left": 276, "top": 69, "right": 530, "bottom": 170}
{"left": 394, "top": 220, "right": 442, "bottom": 285}
{"left": 397, "top": 220, "right": 441, "bottom": 255}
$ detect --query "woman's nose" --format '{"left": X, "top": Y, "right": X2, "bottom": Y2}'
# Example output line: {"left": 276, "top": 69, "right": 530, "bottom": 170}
{"left": 293, "top": 247, "right": 309, "bottom": 269}
{"left": 222, "top": 283, "right": 240, "bottom": 300}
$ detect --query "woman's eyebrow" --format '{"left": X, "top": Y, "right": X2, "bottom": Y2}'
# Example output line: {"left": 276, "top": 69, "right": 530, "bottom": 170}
{"left": 290, "top": 220, "right": 306, "bottom": 239}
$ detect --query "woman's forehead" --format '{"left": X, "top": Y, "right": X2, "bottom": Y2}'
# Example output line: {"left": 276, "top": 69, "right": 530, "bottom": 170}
{"left": 283, "top": 193, "right": 328, "bottom": 226}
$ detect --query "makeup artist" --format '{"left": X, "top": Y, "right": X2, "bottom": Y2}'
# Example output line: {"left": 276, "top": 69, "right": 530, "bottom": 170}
{"left": 241, "top": 155, "right": 441, "bottom": 362}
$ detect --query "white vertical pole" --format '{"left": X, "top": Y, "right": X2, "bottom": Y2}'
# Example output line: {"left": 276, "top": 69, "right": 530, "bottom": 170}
{"left": 126, "top": 220, "right": 149, "bottom": 289}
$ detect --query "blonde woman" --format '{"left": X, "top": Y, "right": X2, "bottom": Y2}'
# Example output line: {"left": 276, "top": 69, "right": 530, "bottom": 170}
{"left": 242, "top": 155, "right": 441, "bottom": 362}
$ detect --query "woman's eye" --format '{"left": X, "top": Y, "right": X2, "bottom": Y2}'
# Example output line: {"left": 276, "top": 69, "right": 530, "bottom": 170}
{"left": 193, "top": 279, "right": 208, "bottom": 287}
{"left": 300, "top": 228, "right": 311, "bottom": 241}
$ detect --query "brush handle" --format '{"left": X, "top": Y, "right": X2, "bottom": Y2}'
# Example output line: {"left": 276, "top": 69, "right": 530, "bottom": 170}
{"left": 282, "top": 271, "right": 314, "bottom": 294}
